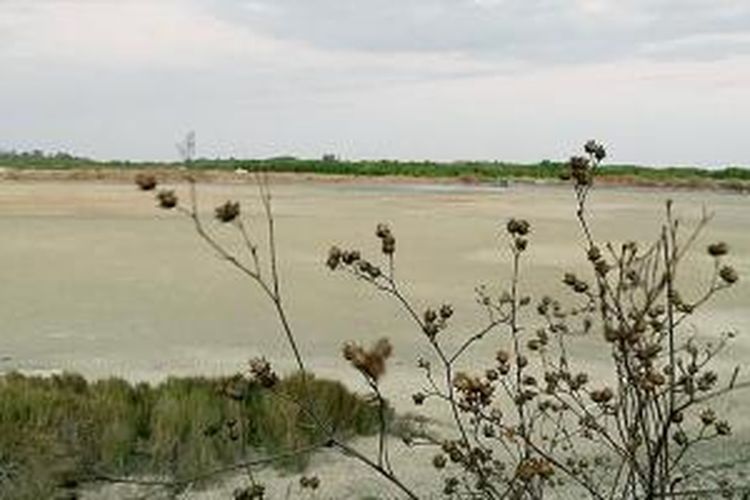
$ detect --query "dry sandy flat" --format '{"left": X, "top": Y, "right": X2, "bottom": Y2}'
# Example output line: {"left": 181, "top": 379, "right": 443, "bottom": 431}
{"left": 0, "top": 179, "right": 748, "bottom": 498}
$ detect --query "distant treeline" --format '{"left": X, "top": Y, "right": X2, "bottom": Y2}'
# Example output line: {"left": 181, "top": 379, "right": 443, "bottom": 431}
{"left": 1, "top": 150, "right": 749, "bottom": 182}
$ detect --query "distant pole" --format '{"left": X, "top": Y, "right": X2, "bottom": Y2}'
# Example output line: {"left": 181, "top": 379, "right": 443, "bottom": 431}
{"left": 177, "top": 131, "right": 196, "bottom": 166}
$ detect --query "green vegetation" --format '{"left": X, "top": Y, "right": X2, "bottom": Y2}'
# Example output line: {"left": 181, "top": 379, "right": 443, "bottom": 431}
{"left": 1, "top": 150, "right": 749, "bottom": 187}
{"left": 0, "top": 150, "right": 95, "bottom": 169}
{"left": 0, "top": 371, "right": 381, "bottom": 499}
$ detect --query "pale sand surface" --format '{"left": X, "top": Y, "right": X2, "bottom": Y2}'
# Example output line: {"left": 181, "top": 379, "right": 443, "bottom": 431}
{"left": 0, "top": 179, "right": 748, "bottom": 498}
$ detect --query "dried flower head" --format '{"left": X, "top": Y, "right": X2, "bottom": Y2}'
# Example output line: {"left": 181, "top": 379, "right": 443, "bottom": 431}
{"left": 342, "top": 250, "right": 361, "bottom": 265}
{"left": 453, "top": 372, "right": 494, "bottom": 408}
{"left": 356, "top": 259, "right": 382, "bottom": 279}
{"left": 382, "top": 234, "right": 396, "bottom": 255}
{"left": 422, "top": 307, "right": 449, "bottom": 339}
{"left": 568, "top": 156, "right": 593, "bottom": 186}
{"left": 707, "top": 242, "right": 729, "bottom": 257}
{"left": 375, "top": 223, "right": 396, "bottom": 255}
{"left": 375, "top": 223, "right": 391, "bottom": 239}
{"left": 507, "top": 218, "right": 531, "bottom": 236}
{"left": 496, "top": 349, "right": 510, "bottom": 365}
{"left": 584, "top": 140, "right": 607, "bottom": 162}
{"left": 443, "top": 477, "right": 459, "bottom": 495}
{"left": 700, "top": 408, "right": 716, "bottom": 426}
{"left": 595, "top": 259, "right": 611, "bottom": 276}
{"left": 342, "top": 337, "right": 393, "bottom": 382}
{"left": 135, "top": 173, "right": 157, "bottom": 191}
{"left": 249, "top": 357, "right": 278, "bottom": 389}
{"left": 715, "top": 420, "right": 731, "bottom": 436}
{"left": 719, "top": 265, "right": 739, "bottom": 285}
{"left": 440, "top": 304, "right": 454, "bottom": 320}
{"left": 587, "top": 245, "right": 602, "bottom": 262}
{"left": 424, "top": 308, "right": 438, "bottom": 324}
{"left": 672, "top": 430, "right": 688, "bottom": 447}
{"left": 233, "top": 484, "right": 265, "bottom": 500}
{"left": 516, "top": 458, "right": 555, "bottom": 482}
{"left": 156, "top": 190, "right": 178, "bottom": 209}
{"left": 697, "top": 371, "right": 718, "bottom": 391}
{"left": 327, "top": 246, "right": 342, "bottom": 270}
{"left": 590, "top": 387, "right": 614, "bottom": 404}
{"left": 299, "top": 476, "right": 320, "bottom": 490}
{"left": 215, "top": 201, "right": 240, "bottom": 223}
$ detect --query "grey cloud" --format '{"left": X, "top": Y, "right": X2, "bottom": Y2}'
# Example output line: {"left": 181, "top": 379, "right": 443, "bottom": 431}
{"left": 207, "top": 0, "right": 750, "bottom": 63}
{"left": 2, "top": 0, "right": 749, "bottom": 165}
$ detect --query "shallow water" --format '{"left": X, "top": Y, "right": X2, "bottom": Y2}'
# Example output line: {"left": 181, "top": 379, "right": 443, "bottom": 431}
{"left": 2, "top": 180, "right": 749, "bottom": 497}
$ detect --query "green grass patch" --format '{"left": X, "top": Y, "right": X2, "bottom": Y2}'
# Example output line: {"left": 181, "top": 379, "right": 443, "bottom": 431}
{"left": 0, "top": 372, "right": 381, "bottom": 499}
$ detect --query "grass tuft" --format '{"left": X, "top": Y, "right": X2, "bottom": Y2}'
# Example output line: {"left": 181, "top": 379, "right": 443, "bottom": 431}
{"left": 0, "top": 371, "right": 381, "bottom": 498}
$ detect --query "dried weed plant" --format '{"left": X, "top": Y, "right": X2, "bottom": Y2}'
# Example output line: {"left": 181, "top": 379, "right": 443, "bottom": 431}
{"left": 125, "top": 140, "right": 745, "bottom": 499}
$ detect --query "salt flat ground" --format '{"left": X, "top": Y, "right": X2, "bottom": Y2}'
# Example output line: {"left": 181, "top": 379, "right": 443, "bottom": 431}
{"left": 0, "top": 179, "right": 748, "bottom": 498}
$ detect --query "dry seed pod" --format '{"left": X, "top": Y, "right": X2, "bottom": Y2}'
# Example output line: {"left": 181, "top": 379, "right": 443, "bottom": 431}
{"left": 424, "top": 309, "right": 438, "bottom": 324}
{"left": 381, "top": 234, "right": 396, "bottom": 255}
{"left": 249, "top": 357, "right": 279, "bottom": 389}
{"left": 573, "top": 281, "right": 589, "bottom": 294}
{"left": 716, "top": 421, "right": 731, "bottom": 436}
{"left": 326, "top": 246, "right": 342, "bottom": 270}
{"left": 563, "top": 273, "right": 578, "bottom": 286}
{"left": 375, "top": 223, "right": 391, "bottom": 239}
{"left": 527, "top": 339, "right": 541, "bottom": 351}
{"left": 423, "top": 322, "right": 439, "bottom": 338}
{"left": 439, "top": 304, "right": 454, "bottom": 319}
{"left": 590, "top": 387, "right": 614, "bottom": 404}
{"left": 135, "top": 173, "right": 157, "bottom": 191}
{"left": 584, "top": 140, "right": 607, "bottom": 161}
{"left": 507, "top": 218, "right": 531, "bottom": 236}
{"left": 300, "top": 476, "right": 320, "bottom": 490}
{"left": 215, "top": 201, "right": 240, "bottom": 223}
{"left": 701, "top": 409, "right": 716, "bottom": 426}
{"left": 707, "top": 242, "right": 729, "bottom": 257}
{"left": 587, "top": 246, "right": 602, "bottom": 262}
{"left": 574, "top": 373, "right": 589, "bottom": 387}
{"left": 342, "top": 337, "right": 393, "bottom": 382}
{"left": 719, "top": 266, "right": 739, "bottom": 284}
{"left": 595, "top": 259, "right": 611, "bottom": 276}
{"left": 342, "top": 250, "right": 361, "bottom": 265}
{"left": 156, "top": 190, "right": 178, "bottom": 209}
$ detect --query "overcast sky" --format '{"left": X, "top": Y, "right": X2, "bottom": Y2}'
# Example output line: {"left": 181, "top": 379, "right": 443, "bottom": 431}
{"left": 1, "top": 0, "right": 749, "bottom": 166}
